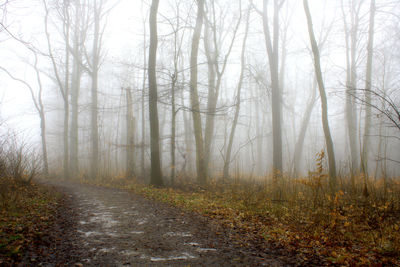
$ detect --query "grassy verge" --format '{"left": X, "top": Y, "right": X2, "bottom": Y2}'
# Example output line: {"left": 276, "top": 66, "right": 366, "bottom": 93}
{"left": 84, "top": 171, "right": 400, "bottom": 266}
{"left": 0, "top": 178, "right": 61, "bottom": 264}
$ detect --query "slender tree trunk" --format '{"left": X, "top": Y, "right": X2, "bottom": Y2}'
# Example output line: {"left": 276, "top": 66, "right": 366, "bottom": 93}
{"left": 69, "top": 2, "right": 82, "bottom": 178}
{"left": 223, "top": 7, "right": 250, "bottom": 179}
{"left": 341, "top": 0, "right": 360, "bottom": 181}
{"left": 253, "top": 83, "right": 263, "bottom": 176}
{"left": 148, "top": 0, "right": 163, "bottom": 187}
{"left": 203, "top": 2, "right": 242, "bottom": 179}
{"left": 362, "top": 0, "right": 376, "bottom": 177}
{"left": 126, "top": 87, "right": 135, "bottom": 178}
{"left": 304, "top": 0, "right": 337, "bottom": 190}
{"left": 182, "top": 92, "right": 193, "bottom": 175}
{"left": 90, "top": 0, "right": 100, "bottom": 180}
{"left": 63, "top": 3, "right": 70, "bottom": 180}
{"left": 203, "top": 19, "right": 216, "bottom": 179}
{"left": 171, "top": 76, "right": 177, "bottom": 184}
{"left": 189, "top": 0, "right": 206, "bottom": 184}
{"left": 141, "top": 17, "right": 147, "bottom": 179}
{"left": 70, "top": 66, "right": 80, "bottom": 178}
{"left": 39, "top": 111, "right": 49, "bottom": 176}
{"left": 263, "top": 0, "right": 283, "bottom": 197}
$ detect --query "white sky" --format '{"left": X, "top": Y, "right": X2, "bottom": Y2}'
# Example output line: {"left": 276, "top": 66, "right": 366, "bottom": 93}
{"left": 0, "top": 0, "right": 396, "bottom": 145}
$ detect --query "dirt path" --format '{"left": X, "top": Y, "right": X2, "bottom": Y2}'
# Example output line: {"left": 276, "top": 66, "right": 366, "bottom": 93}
{"left": 24, "top": 182, "right": 286, "bottom": 266}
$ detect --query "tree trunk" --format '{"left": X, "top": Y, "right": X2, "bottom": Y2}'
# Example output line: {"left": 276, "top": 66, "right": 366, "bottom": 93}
{"left": 189, "top": 0, "right": 206, "bottom": 184}
{"left": 148, "top": 0, "right": 163, "bottom": 187}
{"left": 171, "top": 75, "right": 177, "bottom": 184}
{"left": 126, "top": 87, "right": 135, "bottom": 178}
{"left": 303, "top": 0, "right": 337, "bottom": 190}
{"left": 63, "top": 2, "right": 70, "bottom": 180}
{"left": 263, "top": 0, "right": 283, "bottom": 197}
{"left": 69, "top": 2, "right": 82, "bottom": 179}
{"left": 90, "top": 0, "right": 100, "bottom": 180}
{"left": 341, "top": 0, "right": 360, "bottom": 181}
{"left": 361, "top": 0, "right": 376, "bottom": 177}
{"left": 39, "top": 111, "right": 49, "bottom": 176}
{"left": 203, "top": 18, "right": 216, "bottom": 180}
{"left": 141, "top": 17, "right": 147, "bottom": 179}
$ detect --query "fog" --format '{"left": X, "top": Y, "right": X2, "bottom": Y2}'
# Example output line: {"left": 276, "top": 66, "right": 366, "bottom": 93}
{"left": 1, "top": 0, "right": 399, "bottom": 185}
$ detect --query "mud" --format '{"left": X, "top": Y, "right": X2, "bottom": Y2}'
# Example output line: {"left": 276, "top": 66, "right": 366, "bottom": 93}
{"left": 22, "top": 181, "right": 286, "bottom": 266}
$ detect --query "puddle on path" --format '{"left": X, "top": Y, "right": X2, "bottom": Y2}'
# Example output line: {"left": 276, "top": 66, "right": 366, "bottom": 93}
{"left": 89, "top": 213, "right": 118, "bottom": 228}
{"left": 149, "top": 252, "right": 197, "bottom": 262}
{"left": 77, "top": 230, "right": 102, "bottom": 237}
{"left": 121, "top": 250, "right": 139, "bottom": 257}
{"left": 98, "top": 247, "right": 115, "bottom": 253}
{"left": 196, "top": 248, "right": 217, "bottom": 252}
{"left": 131, "top": 231, "right": 144, "bottom": 234}
{"left": 164, "top": 232, "right": 192, "bottom": 237}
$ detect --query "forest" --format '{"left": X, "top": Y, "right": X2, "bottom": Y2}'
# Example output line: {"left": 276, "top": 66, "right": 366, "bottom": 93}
{"left": 1, "top": 0, "right": 400, "bottom": 265}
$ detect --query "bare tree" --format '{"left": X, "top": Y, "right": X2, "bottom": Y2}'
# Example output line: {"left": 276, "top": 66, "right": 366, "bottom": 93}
{"left": 42, "top": 0, "right": 71, "bottom": 179}
{"left": 69, "top": 0, "right": 88, "bottom": 178}
{"left": 203, "top": 0, "right": 242, "bottom": 179}
{"left": 303, "top": 0, "right": 337, "bottom": 190}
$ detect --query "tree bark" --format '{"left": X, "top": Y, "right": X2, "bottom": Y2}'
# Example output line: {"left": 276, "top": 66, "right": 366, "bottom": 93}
{"left": 148, "top": 0, "right": 163, "bottom": 187}
{"left": 189, "top": 0, "right": 206, "bottom": 184}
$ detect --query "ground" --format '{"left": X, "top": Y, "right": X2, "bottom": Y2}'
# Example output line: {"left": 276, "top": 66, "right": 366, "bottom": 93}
{"left": 21, "top": 181, "right": 288, "bottom": 266}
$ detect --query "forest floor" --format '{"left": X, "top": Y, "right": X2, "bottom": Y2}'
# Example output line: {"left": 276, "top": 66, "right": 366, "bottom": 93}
{"left": 15, "top": 180, "right": 293, "bottom": 266}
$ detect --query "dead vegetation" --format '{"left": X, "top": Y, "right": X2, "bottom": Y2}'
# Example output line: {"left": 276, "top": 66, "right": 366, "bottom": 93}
{"left": 0, "top": 134, "right": 60, "bottom": 264}
{"left": 89, "top": 152, "right": 400, "bottom": 266}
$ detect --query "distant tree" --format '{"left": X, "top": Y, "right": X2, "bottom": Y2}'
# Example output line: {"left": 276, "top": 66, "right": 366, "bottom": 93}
{"left": 125, "top": 87, "right": 135, "bottom": 178}
{"left": 42, "top": 0, "right": 71, "bottom": 179}
{"left": 261, "top": 0, "right": 284, "bottom": 197}
{"left": 223, "top": 4, "right": 249, "bottom": 179}
{"left": 361, "top": 0, "right": 376, "bottom": 178}
{"left": 341, "top": 0, "right": 362, "bottom": 181}
{"left": 203, "top": 0, "right": 242, "bottom": 179}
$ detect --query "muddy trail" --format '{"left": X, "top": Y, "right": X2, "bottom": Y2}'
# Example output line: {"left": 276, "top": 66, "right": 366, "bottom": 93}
{"left": 23, "top": 181, "right": 287, "bottom": 266}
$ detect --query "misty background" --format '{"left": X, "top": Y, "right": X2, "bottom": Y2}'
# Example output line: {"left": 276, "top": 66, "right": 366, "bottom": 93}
{"left": 0, "top": 0, "right": 399, "bottom": 185}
